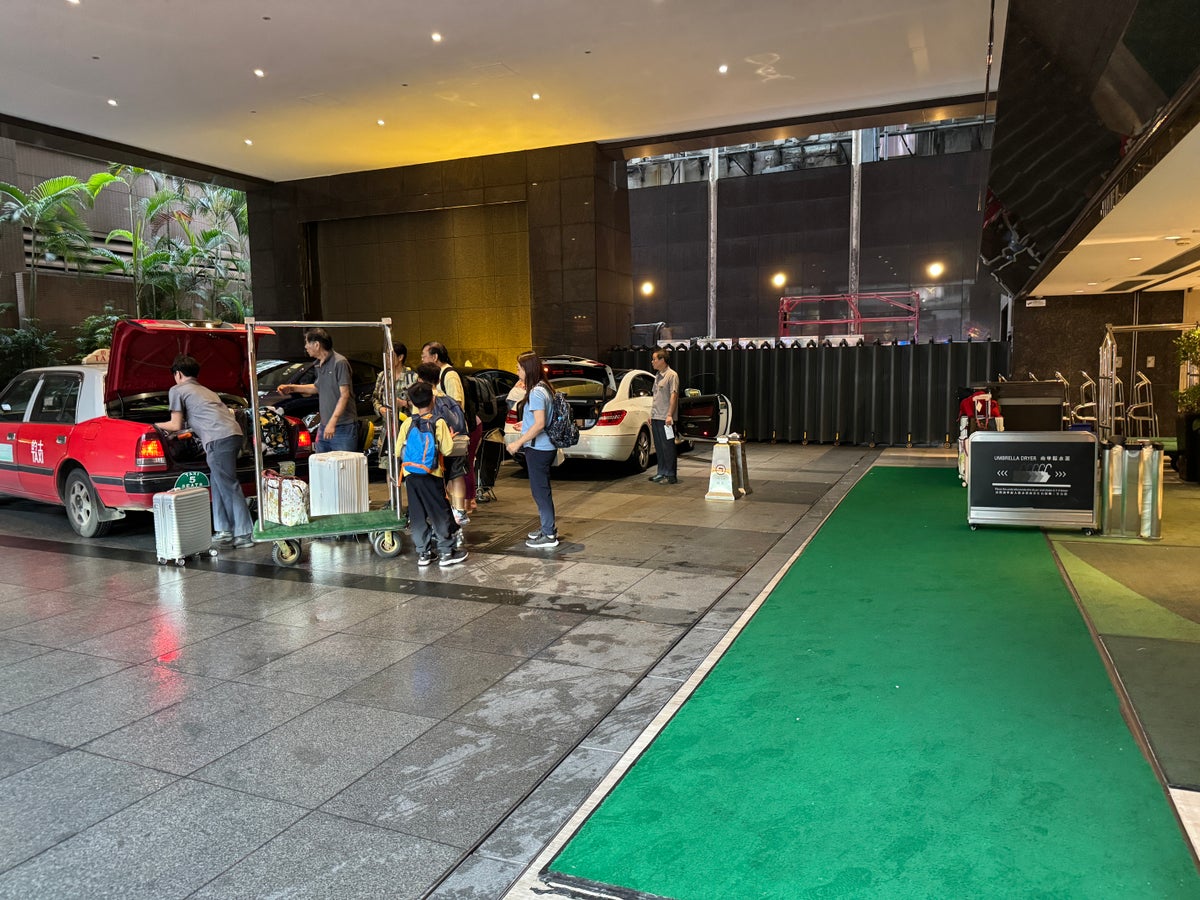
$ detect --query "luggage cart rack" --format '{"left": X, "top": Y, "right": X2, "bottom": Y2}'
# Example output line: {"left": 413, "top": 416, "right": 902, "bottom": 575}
{"left": 245, "top": 317, "right": 404, "bottom": 567}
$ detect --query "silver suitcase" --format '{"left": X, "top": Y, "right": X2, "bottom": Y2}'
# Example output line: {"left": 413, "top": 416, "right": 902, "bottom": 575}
{"left": 153, "top": 487, "right": 217, "bottom": 566}
{"left": 308, "top": 451, "right": 370, "bottom": 516}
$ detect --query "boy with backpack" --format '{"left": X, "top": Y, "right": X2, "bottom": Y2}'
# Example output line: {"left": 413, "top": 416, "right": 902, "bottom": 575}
{"left": 398, "top": 381, "right": 468, "bottom": 567}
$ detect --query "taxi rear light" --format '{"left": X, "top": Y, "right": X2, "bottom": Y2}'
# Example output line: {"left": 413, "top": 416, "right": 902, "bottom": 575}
{"left": 597, "top": 409, "right": 626, "bottom": 426}
{"left": 136, "top": 434, "right": 168, "bottom": 470}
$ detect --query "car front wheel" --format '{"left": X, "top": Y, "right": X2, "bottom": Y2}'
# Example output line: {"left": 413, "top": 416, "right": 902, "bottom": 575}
{"left": 628, "top": 428, "right": 652, "bottom": 472}
{"left": 64, "top": 470, "right": 113, "bottom": 538}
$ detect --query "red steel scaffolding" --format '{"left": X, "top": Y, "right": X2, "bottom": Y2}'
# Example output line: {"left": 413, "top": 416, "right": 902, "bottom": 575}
{"left": 778, "top": 291, "right": 920, "bottom": 343}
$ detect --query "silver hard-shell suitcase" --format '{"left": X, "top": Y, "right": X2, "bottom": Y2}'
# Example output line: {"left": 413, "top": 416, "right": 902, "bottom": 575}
{"left": 152, "top": 487, "right": 218, "bottom": 566}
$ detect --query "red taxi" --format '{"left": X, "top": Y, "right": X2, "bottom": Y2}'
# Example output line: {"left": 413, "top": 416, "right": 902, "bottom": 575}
{"left": 0, "top": 319, "right": 311, "bottom": 537}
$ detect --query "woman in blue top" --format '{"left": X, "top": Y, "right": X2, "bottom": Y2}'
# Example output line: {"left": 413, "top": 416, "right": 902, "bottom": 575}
{"left": 509, "top": 351, "right": 559, "bottom": 547}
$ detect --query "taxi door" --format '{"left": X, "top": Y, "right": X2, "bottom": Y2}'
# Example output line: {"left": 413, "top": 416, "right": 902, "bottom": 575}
{"left": 0, "top": 373, "right": 41, "bottom": 497}
{"left": 17, "top": 372, "right": 83, "bottom": 503}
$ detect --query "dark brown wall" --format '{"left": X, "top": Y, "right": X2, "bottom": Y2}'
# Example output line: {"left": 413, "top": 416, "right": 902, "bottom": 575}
{"left": 248, "top": 143, "right": 632, "bottom": 361}
{"left": 1013, "top": 290, "right": 1185, "bottom": 434}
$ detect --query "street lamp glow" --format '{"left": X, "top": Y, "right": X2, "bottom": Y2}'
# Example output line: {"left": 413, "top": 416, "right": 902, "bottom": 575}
{"left": 771, "top": 272, "right": 787, "bottom": 288}
{"left": 640, "top": 281, "right": 654, "bottom": 296}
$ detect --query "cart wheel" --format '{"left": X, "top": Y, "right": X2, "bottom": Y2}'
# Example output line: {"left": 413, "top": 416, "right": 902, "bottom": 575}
{"left": 373, "top": 531, "right": 403, "bottom": 558}
{"left": 868, "top": 441, "right": 877, "bottom": 448}
{"left": 175, "top": 558, "right": 186, "bottom": 567}
{"left": 970, "top": 524, "right": 979, "bottom": 531}
{"left": 906, "top": 441, "right": 913, "bottom": 448}
{"left": 207, "top": 548, "right": 219, "bottom": 557}
{"left": 157, "top": 557, "right": 166, "bottom": 565}
{"left": 272, "top": 540, "right": 302, "bottom": 567}
{"left": 1082, "top": 528, "right": 1096, "bottom": 536}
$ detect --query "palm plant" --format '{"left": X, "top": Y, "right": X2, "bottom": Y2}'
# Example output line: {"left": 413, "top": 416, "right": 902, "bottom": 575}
{"left": 0, "top": 172, "right": 118, "bottom": 321}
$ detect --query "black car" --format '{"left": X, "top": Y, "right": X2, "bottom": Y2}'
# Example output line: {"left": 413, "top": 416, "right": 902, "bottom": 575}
{"left": 256, "top": 357, "right": 383, "bottom": 421}
{"left": 459, "top": 365, "right": 520, "bottom": 431}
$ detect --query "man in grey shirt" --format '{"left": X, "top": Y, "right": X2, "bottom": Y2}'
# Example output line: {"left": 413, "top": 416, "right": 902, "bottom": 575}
{"left": 157, "top": 354, "right": 254, "bottom": 548}
{"left": 279, "top": 327, "right": 356, "bottom": 452}
{"left": 649, "top": 348, "right": 680, "bottom": 484}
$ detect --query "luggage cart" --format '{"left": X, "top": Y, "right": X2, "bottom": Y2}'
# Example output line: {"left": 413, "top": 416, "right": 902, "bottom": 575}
{"left": 245, "top": 317, "right": 404, "bottom": 567}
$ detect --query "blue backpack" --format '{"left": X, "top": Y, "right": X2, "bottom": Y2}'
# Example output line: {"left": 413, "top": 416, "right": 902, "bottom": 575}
{"left": 401, "top": 414, "right": 440, "bottom": 475}
{"left": 432, "top": 394, "right": 466, "bottom": 435}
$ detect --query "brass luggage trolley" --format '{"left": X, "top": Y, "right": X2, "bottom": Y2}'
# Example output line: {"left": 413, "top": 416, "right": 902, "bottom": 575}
{"left": 244, "top": 317, "right": 403, "bottom": 567}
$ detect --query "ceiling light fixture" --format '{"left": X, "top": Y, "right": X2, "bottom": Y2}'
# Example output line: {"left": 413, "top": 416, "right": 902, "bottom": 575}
{"left": 244, "top": 139, "right": 253, "bottom": 146}
{"left": 66, "top": 0, "right": 80, "bottom": 5}
{"left": 771, "top": 272, "right": 787, "bottom": 288}
{"left": 431, "top": 32, "right": 442, "bottom": 42}
{"left": 718, "top": 64, "right": 728, "bottom": 74}
{"left": 1128, "top": 256, "right": 1142, "bottom": 261}
{"left": 926, "top": 261, "right": 945, "bottom": 278}
{"left": 1087, "top": 281, "right": 1098, "bottom": 286}
{"left": 531, "top": 93, "right": 540, "bottom": 100}
{"left": 377, "top": 119, "right": 385, "bottom": 126}
{"left": 106, "top": 98, "right": 118, "bottom": 107}
{"left": 253, "top": 68, "right": 265, "bottom": 78}
{"left": 1163, "top": 235, "right": 1182, "bottom": 241}
{"left": 640, "top": 281, "right": 654, "bottom": 296}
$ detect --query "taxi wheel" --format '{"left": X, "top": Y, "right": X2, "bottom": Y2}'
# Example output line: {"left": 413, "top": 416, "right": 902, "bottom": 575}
{"left": 628, "top": 428, "right": 652, "bottom": 472}
{"left": 64, "top": 470, "right": 112, "bottom": 538}
{"left": 372, "top": 531, "right": 402, "bottom": 558}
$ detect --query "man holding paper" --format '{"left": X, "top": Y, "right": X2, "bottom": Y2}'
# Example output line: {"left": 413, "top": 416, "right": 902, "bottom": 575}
{"left": 649, "top": 348, "right": 680, "bottom": 485}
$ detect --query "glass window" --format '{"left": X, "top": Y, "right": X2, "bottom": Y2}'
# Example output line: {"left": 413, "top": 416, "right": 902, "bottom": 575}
{"left": 0, "top": 375, "right": 40, "bottom": 423}
{"left": 630, "top": 374, "right": 654, "bottom": 398}
{"left": 29, "top": 373, "right": 83, "bottom": 424}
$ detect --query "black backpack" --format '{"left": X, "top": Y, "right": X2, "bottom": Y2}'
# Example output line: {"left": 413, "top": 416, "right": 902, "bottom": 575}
{"left": 541, "top": 384, "right": 580, "bottom": 449}
{"left": 440, "top": 367, "right": 479, "bottom": 427}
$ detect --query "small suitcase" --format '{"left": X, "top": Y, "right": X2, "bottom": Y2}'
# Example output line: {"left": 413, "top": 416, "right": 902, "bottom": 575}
{"left": 309, "top": 451, "right": 369, "bottom": 516}
{"left": 153, "top": 487, "right": 217, "bottom": 566}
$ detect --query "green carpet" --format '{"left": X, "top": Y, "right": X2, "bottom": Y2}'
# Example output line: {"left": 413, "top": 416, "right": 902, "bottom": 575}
{"left": 548, "top": 467, "right": 1199, "bottom": 899}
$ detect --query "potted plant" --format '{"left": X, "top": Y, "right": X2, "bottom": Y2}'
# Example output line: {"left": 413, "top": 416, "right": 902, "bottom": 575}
{"left": 1173, "top": 328, "right": 1200, "bottom": 481}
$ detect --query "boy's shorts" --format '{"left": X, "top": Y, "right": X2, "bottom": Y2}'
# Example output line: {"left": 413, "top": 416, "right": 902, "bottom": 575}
{"left": 444, "top": 454, "right": 469, "bottom": 480}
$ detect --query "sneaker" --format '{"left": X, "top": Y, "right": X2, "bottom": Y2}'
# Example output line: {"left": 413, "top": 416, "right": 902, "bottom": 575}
{"left": 231, "top": 535, "right": 254, "bottom": 549}
{"left": 526, "top": 532, "right": 559, "bottom": 548}
{"left": 454, "top": 530, "right": 466, "bottom": 549}
{"left": 452, "top": 509, "right": 471, "bottom": 526}
{"left": 527, "top": 529, "right": 542, "bottom": 540}
{"left": 664, "top": 476, "right": 679, "bottom": 485}
{"left": 648, "top": 474, "right": 666, "bottom": 483}
{"left": 212, "top": 531, "right": 234, "bottom": 545}
{"left": 417, "top": 551, "right": 437, "bottom": 567}
{"left": 439, "top": 548, "right": 468, "bottom": 567}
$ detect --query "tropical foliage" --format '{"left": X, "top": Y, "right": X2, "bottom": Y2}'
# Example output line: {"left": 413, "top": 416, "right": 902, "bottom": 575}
{"left": 74, "top": 305, "right": 125, "bottom": 360}
{"left": 1175, "top": 328, "right": 1200, "bottom": 414}
{"left": 0, "top": 172, "right": 119, "bottom": 318}
{"left": 93, "top": 168, "right": 252, "bottom": 322}
{"left": 0, "top": 321, "right": 61, "bottom": 387}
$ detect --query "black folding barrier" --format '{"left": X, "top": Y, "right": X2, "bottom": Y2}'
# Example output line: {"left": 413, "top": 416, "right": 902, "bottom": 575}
{"left": 607, "top": 341, "right": 1011, "bottom": 447}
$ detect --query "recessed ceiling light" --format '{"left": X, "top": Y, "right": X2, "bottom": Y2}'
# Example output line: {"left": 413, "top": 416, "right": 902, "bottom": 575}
{"left": 718, "top": 64, "right": 728, "bottom": 74}
{"left": 431, "top": 32, "right": 442, "bottom": 42}
{"left": 377, "top": 119, "right": 385, "bottom": 126}
{"left": 531, "top": 93, "right": 540, "bottom": 100}
{"left": 66, "top": 0, "right": 80, "bottom": 5}
{"left": 1074, "top": 289, "right": 1085, "bottom": 293}
{"left": 1163, "top": 235, "right": 1182, "bottom": 240}
{"left": 253, "top": 68, "right": 265, "bottom": 78}
{"left": 1087, "top": 281, "right": 1098, "bottom": 286}
{"left": 244, "top": 139, "right": 253, "bottom": 146}
{"left": 106, "top": 98, "right": 118, "bottom": 107}
{"left": 1128, "top": 256, "right": 1142, "bottom": 261}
